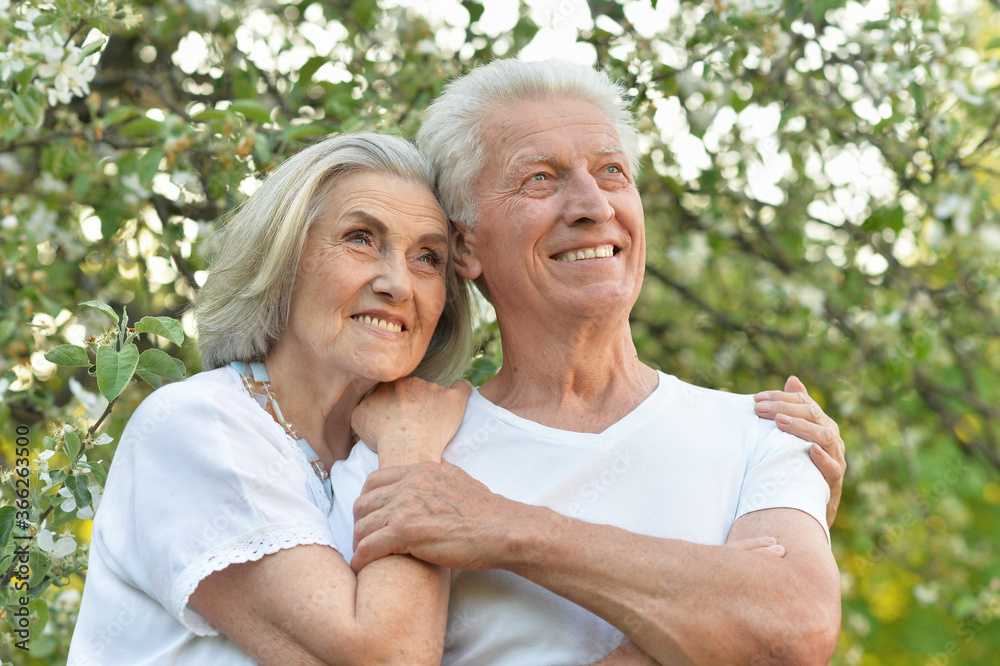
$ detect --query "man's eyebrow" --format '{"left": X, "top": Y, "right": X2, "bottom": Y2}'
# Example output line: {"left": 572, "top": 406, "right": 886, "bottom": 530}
{"left": 594, "top": 145, "right": 624, "bottom": 156}
{"left": 512, "top": 153, "right": 559, "bottom": 170}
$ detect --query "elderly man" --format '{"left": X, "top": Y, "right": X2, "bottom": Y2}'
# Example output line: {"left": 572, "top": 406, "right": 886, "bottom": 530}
{"left": 333, "top": 59, "right": 842, "bottom": 665}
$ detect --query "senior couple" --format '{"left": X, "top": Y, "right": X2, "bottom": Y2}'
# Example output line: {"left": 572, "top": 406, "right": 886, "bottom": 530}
{"left": 71, "top": 59, "right": 843, "bottom": 665}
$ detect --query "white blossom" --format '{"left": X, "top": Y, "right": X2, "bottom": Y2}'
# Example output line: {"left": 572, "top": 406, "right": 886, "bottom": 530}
{"left": 37, "top": 527, "right": 77, "bottom": 557}
{"left": 14, "top": 7, "right": 41, "bottom": 32}
{"left": 54, "top": 589, "right": 82, "bottom": 613}
{"left": 58, "top": 486, "right": 77, "bottom": 512}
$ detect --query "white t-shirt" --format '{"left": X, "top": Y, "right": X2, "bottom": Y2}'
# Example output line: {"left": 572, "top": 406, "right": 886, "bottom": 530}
{"left": 328, "top": 371, "right": 830, "bottom": 666}
{"left": 69, "top": 367, "right": 339, "bottom": 665}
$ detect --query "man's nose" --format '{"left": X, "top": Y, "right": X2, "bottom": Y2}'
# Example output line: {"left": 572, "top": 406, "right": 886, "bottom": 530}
{"left": 563, "top": 171, "right": 614, "bottom": 226}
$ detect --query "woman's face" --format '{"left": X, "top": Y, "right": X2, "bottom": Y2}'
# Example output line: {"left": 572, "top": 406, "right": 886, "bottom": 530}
{"left": 282, "top": 171, "right": 450, "bottom": 384}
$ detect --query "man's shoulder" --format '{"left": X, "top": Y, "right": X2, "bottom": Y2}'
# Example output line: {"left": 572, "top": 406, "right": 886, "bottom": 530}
{"left": 654, "top": 372, "right": 756, "bottom": 419}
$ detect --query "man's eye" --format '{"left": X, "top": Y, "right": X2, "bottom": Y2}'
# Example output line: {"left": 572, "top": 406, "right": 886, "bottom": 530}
{"left": 531, "top": 173, "right": 548, "bottom": 181}
{"left": 606, "top": 166, "right": 621, "bottom": 174}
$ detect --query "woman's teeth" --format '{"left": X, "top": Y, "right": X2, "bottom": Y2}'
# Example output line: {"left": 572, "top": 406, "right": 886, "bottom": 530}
{"left": 555, "top": 245, "right": 614, "bottom": 262}
{"left": 353, "top": 315, "right": 402, "bottom": 332}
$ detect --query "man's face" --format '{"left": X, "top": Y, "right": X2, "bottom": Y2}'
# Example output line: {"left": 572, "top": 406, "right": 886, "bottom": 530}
{"left": 456, "top": 96, "right": 645, "bottom": 327}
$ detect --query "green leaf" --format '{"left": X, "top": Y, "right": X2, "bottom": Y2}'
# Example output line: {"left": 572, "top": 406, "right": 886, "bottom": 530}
{"left": 119, "top": 117, "right": 163, "bottom": 138}
{"left": 96, "top": 344, "right": 139, "bottom": 401}
{"left": 11, "top": 93, "right": 42, "bottom": 127}
{"left": 987, "top": 37, "right": 1000, "bottom": 50}
{"left": 80, "top": 39, "right": 105, "bottom": 58}
{"left": 233, "top": 65, "right": 259, "bottom": 99}
{"left": 86, "top": 461, "right": 108, "bottom": 489}
{"left": 138, "top": 148, "right": 165, "bottom": 184}
{"left": 193, "top": 108, "right": 230, "bottom": 122}
{"left": 103, "top": 106, "right": 141, "bottom": 126}
{"left": 282, "top": 122, "right": 326, "bottom": 143}
{"left": 49, "top": 504, "right": 76, "bottom": 528}
{"left": 64, "top": 474, "right": 93, "bottom": 509}
{"left": 81, "top": 300, "right": 119, "bottom": 324}
{"left": 138, "top": 348, "right": 186, "bottom": 380}
{"left": 28, "top": 550, "right": 51, "bottom": 588}
{"left": 0, "top": 319, "right": 16, "bottom": 343}
{"left": 136, "top": 369, "right": 164, "bottom": 389}
{"left": 296, "top": 56, "right": 327, "bottom": 88}
{"left": 0, "top": 506, "right": 15, "bottom": 549}
{"left": 229, "top": 100, "right": 272, "bottom": 124}
{"left": 27, "top": 597, "right": 49, "bottom": 644}
{"left": 63, "top": 430, "right": 81, "bottom": 461}
{"left": 44, "top": 344, "right": 91, "bottom": 367}
{"left": 135, "top": 316, "right": 185, "bottom": 346}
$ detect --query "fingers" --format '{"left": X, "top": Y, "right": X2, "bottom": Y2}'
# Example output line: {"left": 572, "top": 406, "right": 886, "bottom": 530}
{"left": 770, "top": 411, "right": 834, "bottom": 444}
{"left": 784, "top": 375, "right": 808, "bottom": 394}
{"left": 351, "top": 529, "right": 398, "bottom": 573}
{"left": 450, "top": 378, "right": 473, "bottom": 398}
{"left": 726, "top": 536, "right": 785, "bottom": 557}
{"left": 808, "top": 442, "right": 843, "bottom": 486}
{"left": 358, "top": 465, "right": 410, "bottom": 496}
{"left": 755, "top": 400, "right": 832, "bottom": 427}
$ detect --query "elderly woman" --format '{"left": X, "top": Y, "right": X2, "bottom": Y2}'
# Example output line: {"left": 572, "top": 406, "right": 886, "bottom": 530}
{"left": 69, "top": 133, "right": 475, "bottom": 665}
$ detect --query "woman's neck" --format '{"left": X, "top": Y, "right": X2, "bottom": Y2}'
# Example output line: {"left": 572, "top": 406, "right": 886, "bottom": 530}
{"left": 261, "top": 342, "right": 374, "bottom": 469}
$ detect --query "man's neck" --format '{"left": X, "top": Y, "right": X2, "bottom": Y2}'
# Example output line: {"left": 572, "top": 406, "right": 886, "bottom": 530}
{"left": 479, "top": 315, "right": 658, "bottom": 433}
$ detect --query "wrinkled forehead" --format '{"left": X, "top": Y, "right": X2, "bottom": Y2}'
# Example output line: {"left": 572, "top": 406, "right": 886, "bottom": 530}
{"left": 477, "top": 96, "right": 623, "bottom": 176}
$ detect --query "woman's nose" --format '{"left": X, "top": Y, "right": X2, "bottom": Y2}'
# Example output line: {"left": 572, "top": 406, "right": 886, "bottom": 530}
{"left": 370, "top": 252, "right": 414, "bottom": 302}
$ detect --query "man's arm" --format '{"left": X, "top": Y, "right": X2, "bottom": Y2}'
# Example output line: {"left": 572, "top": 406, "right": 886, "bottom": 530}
{"left": 352, "top": 466, "right": 839, "bottom": 665}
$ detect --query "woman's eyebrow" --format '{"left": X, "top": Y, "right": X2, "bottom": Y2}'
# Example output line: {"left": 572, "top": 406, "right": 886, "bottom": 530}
{"left": 345, "top": 211, "right": 389, "bottom": 234}
{"left": 347, "top": 210, "right": 447, "bottom": 247}
{"left": 417, "top": 232, "right": 449, "bottom": 246}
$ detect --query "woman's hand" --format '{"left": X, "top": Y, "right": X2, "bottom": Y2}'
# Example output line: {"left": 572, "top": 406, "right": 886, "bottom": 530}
{"left": 753, "top": 376, "right": 846, "bottom": 528}
{"left": 352, "top": 377, "right": 473, "bottom": 467}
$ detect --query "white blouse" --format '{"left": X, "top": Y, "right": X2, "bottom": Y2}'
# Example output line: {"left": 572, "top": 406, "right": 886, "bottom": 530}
{"left": 69, "top": 367, "right": 339, "bottom": 665}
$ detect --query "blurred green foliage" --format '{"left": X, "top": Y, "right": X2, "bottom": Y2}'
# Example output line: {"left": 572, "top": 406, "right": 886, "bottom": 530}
{"left": 1, "top": 0, "right": 999, "bottom": 663}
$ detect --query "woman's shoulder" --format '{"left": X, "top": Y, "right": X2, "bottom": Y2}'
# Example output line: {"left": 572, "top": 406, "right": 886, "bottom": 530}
{"left": 132, "top": 366, "right": 245, "bottom": 415}
{"left": 122, "top": 366, "right": 271, "bottom": 445}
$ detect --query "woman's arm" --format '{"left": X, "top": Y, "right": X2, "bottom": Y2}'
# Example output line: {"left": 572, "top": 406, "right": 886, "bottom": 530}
{"left": 190, "top": 544, "right": 446, "bottom": 665}
{"left": 190, "top": 378, "right": 471, "bottom": 666}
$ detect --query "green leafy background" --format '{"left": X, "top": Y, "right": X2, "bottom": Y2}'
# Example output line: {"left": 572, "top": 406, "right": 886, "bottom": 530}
{"left": 1, "top": 0, "right": 999, "bottom": 663}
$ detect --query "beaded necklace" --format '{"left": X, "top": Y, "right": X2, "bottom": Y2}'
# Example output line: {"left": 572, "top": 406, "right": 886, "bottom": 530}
{"left": 231, "top": 361, "right": 334, "bottom": 503}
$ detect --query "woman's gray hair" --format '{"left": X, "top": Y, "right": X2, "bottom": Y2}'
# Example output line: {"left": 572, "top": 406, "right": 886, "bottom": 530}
{"left": 195, "top": 132, "right": 475, "bottom": 384}
{"left": 415, "top": 59, "right": 640, "bottom": 228}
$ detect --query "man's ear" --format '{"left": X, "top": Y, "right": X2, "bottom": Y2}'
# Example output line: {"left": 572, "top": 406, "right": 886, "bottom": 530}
{"left": 452, "top": 224, "right": 482, "bottom": 280}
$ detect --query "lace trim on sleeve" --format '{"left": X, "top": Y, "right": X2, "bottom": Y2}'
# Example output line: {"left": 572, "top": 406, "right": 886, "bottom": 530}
{"left": 171, "top": 522, "right": 339, "bottom": 636}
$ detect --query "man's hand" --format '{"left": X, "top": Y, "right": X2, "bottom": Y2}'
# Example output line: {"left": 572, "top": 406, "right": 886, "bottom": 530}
{"left": 352, "top": 377, "right": 471, "bottom": 466}
{"left": 351, "top": 460, "right": 508, "bottom": 572}
{"left": 754, "top": 375, "right": 846, "bottom": 527}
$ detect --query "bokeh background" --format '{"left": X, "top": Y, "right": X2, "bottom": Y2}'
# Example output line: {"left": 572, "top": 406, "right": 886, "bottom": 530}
{"left": 1, "top": 0, "right": 999, "bottom": 663}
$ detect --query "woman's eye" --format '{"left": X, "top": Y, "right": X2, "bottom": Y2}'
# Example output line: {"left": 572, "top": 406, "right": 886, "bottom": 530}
{"left": 346, "top": 231, "right": 373, "bottom": 245}
{"left": 418, "top": 250, "right": 443, "bottom": 265}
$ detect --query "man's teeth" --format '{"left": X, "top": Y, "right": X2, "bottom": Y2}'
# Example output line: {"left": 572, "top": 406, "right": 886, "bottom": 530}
{"left": 354, "top": 315, "right": 402, "bottom": 333}
{"left": 556, "top": 245, "right": 614, "bottom": 262}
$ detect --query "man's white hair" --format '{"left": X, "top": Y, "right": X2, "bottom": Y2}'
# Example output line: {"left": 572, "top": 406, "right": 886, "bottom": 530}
{"left": 416, "top": 59, "right": 640, "bottom": 228}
